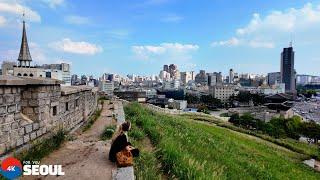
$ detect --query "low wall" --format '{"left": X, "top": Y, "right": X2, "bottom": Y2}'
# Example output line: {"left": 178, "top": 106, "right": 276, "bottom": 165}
{"left": 112, "top": 100, "right": 134, "bottom": 180}
{"left": 0, "top": 76, "right": 98, "bottom": 156}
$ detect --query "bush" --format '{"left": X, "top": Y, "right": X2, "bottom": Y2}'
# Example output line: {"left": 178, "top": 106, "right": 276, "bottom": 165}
{"left": 101, "top": 125, "right": 116, "bottom": 140}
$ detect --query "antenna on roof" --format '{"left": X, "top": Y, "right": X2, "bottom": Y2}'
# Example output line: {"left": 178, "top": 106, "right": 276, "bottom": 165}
{"left": 289, "top": 33, "right": 293, "bottom": 47}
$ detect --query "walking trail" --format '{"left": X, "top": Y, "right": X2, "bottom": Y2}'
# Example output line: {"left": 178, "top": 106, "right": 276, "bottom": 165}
{"left": 22, "top": 101, "right": 116, "bottom": 180}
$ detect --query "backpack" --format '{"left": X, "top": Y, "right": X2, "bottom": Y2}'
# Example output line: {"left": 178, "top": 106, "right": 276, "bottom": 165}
{"left": 116, "top": 149, "right": 133, "bottom": 167}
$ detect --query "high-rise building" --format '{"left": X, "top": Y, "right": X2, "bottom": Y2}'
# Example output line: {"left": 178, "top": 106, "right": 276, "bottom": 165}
{"left": 180, "top": 71, "right": 193, "bottom": 84}
{"left": 229, "top": 69, "right": 234, "bottom": 84}
{"left": 169, "top": 64, "right": 177, "bottom": 78}
{"left": 1, "top": 61, "right": 15, "bottom": 76}
{"left": 280, "top": 45, "right": 296, "bottom": 92}
{"left": 159, "top": 70, "right": 171, "bottom": 81}
{"left": 207, "top": 73, "right": 217, "bottom": 86}
{"left": 195, "top": 70, "right": 208, "bottom": 85}
{"left": 163, "top": 65, "right": 169, "bottom": 72}
{"left": 99, "top": 80, "right": 114, "bottom": 95}
{"left": 267, "top": 72, "right": 281, "bottom": 85}
{"left": 209, "top": 85, "right": 236, "bottom": 103}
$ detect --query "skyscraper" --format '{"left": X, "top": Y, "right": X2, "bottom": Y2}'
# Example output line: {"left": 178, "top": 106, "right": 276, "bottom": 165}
{"left": 280, "top": 45, "right": 296, "bottom": 93}
{"left": 267, "top": 72, "right": 281, "bottom": 85}
{"left": 229, "top": 69, "right": 234, "bottom": 84}
{"left": 163, "top": 65, "right": 169, "bottom": 72}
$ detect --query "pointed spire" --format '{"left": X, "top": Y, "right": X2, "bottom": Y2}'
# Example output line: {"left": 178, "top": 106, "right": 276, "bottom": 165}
{"left": 17, "top": 15, "right": 32, "bottom": 66}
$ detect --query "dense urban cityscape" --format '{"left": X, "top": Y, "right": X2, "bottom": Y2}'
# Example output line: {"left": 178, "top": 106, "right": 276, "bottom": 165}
{"left": 1, "top": 0, "right": 320, "bottom": 179}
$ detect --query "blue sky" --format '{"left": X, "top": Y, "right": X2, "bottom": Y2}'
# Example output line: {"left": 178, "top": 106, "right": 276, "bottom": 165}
{"left": 1, "top": 0, "right": 320, "bottom": 77}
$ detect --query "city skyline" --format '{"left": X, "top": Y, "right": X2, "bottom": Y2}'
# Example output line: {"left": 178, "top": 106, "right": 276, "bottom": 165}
{"left": 1, "top": 0, "right": 320, "bottom": 77}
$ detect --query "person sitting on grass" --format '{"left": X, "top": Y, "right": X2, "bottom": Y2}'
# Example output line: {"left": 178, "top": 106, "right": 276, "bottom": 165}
{"left": 109, "top": 121, "right": 137, "bottom": 163}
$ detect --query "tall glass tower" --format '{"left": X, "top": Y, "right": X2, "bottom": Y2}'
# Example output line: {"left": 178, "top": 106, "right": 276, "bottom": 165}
{"left": 280, "top": 44, "right": 295, "bottom": 93}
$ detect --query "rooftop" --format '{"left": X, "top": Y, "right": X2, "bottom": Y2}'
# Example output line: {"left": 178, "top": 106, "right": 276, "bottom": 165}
{"left": 0, "top": 75, "right": 62, "bottom": 86}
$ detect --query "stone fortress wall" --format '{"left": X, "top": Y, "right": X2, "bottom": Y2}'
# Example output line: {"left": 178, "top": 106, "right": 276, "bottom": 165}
{"left": 0, "top": 76, "right": 98, "bottom": 156}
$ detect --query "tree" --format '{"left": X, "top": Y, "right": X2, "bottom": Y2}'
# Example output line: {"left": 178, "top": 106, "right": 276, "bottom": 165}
{"left": 185, "top": 93, "right": 200, "bottom": 104}
{"left": 300, "top": 121, "right": 320, "bottom": 144}
{"left": 197, "top": 105, "right": 210, "bottom": 114}
{"left": 200, "top": 95, "right": 222, "bottom": 108}
{"left": 285, "top": 116, "right": 302, "bottom": 140}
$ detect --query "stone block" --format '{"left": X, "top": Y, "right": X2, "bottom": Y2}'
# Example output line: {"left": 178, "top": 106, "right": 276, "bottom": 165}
{"left": 30, "top": 132, "right": 37, "bottom": 140}
{"left": 0, "top": 97, "right": 3, "bottom": 104}
{"left": 23, "top": 134, "right": 30, "bottom": 143}
{"left": 16, "top": 138, "right": 24, "bottom": 146}
{"left": 19, "top": 119, "right": 29, "bottom": 126}
{"left": 32, "top": 92, "right": 39, "bottom": 99}
{"left": 22, "top": 91, "right": 32, "bottom": 99}
{"left": 7, "top": 105, "right": 16, "bottom": 113}
{"left": 0, "top": 135, "right": 8, "bottom": 144}
{"left": 33, "top": 123, "right": 39, "bottom": 130}
{"left": 0, "top": 88, "right": 4, "bottom": 94}
{"left": 0, "top": 106, "right": 7, "bottom": 115}
{"left": 11, "top": 122, "right": 19, "bottom": 130}
{"left": 0, "top": 116, "right": 4, "bottom": 124}
{"left": 16, "top": 104, "right": 21, "bottom": 112}
{"left": 25, "top": 124, "right": 33, "bottom": 133}
{"left": 18, "top": 128, "right": 25, "bottom": 136}
{"left": 22, "top": 107, "right": 33, "bottom": 114}
{"left": 4, "top": 87, "right": 11, "bottom": 94}
{"left": 4, "top": 94, "right": 14, "bottom": 104}
{"left": 42, "top": 127, "right": 47, "bottom": 134}
{"left": 14, "top": 113, "right": 22, "bottom": 120}
{"left": 21, "top": 100, "right": 28, "bottom": 106}
{"left": 0, "top": 143, "right": 6, "bottom": 155}
{"left": 10, "top": 130, "right": 19, "bottom": 140}
{"left": 39, "top": 121, "right": 45, "bottom": 127}
{"left": 11, "top": 88, "right": 17, "bottom": 94}
{"left": 14, "top": 95, "right": 21, "bottom": 102}
{"left": 36, "top": 129, "right": 42, "bottom": 137}
{"left": 29, "top": 99, "right": 39, "bottom": 106}
{"left": 1, "top": 124, "right": 10, "bottom": 132}
{"left": 5, "top": 114, "right": 14, "bottom": 123}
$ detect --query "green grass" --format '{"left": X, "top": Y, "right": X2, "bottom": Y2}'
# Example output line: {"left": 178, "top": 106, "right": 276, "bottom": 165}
{"left": 82, "top": 107, "right": 102, "bottom": 132}
{"left": 127, "top": 122, "right": 163, "bottom": 180}
{"left": 219, "top": 112, "right": 230, "bottom": 117}
{"left": 15, "top": 129, "right": 65, "bottom": 162}
{"left": 125, "top": 103, "right": 320, "bottom": 179}
{"left": 101, "top": 125, "right": 116, "bottom": 140}
{"left": 181, "top": 113, "right": 320, "bottom": 159}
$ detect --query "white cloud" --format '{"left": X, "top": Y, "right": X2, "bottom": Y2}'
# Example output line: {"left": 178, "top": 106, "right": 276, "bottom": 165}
{"left": 248, "top": 40, "right": 275, "bottom": 48}
{"left": 236, "top": 3, "right": 320, "bottom": 35}
{"left": 0, "top": 2, "right": 41, "bottom": 22}
{"left": 65, "top": 15, "right": 90, "bottom": 25}
{"left": 132, "top": 43, "right": 199, "bottom": 60}
{"left": 0, "top": 16, "right": 6, "bottom": 26}
{"left": 49, "top": 38, "right": 103, "bottom": 55}
{"left": 212, "top": 3, "right": 320, "bottom": 49}
{"left": 161, "top": 14, "right": 183, "bottom": 22}
{"left": 42, "top": 0, "right": 65, "bottom": 8}
{"left": 211, "top": 37, "right": 240, "bottom": 47}
{"left": 211, "top": 38, "right": 274, "bottom": 48}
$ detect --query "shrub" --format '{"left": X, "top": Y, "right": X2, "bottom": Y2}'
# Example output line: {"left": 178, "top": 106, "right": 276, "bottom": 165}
{"left": 101, "top": 125, "right": 116, "bottom": 140}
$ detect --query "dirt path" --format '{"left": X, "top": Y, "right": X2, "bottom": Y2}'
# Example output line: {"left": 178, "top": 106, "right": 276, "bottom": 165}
{"left": 22, "top": 101, "right": 116, "bottom": 180}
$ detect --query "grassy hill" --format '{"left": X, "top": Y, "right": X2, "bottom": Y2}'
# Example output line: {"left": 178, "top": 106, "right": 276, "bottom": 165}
{"left": 125, "top": 103, "right": 320, "bottom": 179}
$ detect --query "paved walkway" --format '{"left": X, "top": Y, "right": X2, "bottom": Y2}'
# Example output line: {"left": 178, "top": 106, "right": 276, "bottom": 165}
{"left": 22, "top": 101, "right": 116, "bottom": 180}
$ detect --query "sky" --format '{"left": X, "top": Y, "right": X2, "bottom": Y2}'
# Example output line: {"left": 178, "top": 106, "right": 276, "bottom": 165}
{"left": 0, "top": 0, "right": 320, "bottom": 77}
